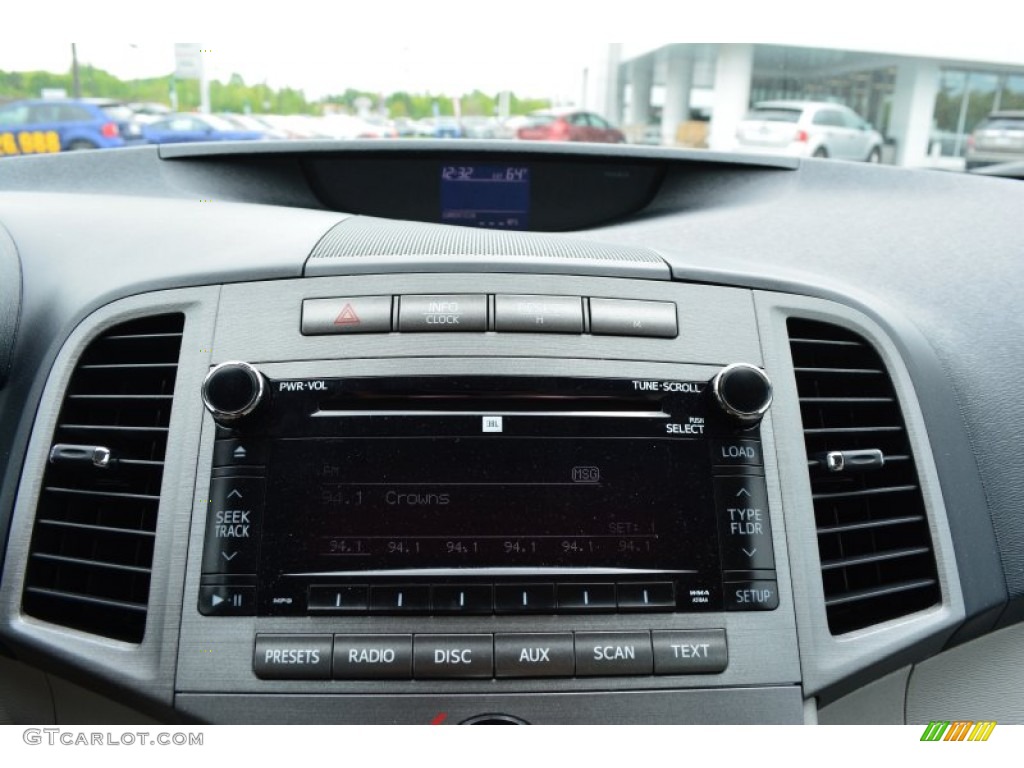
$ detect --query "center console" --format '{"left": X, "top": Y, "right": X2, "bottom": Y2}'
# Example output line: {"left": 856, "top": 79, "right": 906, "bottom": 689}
{"left": 173, "top": 272, "right": 804, "bottom": 724}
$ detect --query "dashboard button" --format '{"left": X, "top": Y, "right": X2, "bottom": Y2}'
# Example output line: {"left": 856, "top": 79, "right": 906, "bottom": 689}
{"left": 652, "top": 630, "right": 728, "bottom": 674}
{"left": 494, "top": 294, "right": 584, "bottom": 334}
{"left": 301, "top": 296, "right": 393, "bottom": 335}
{"left": 213, "top": 438, "right": 269, "bottom": 468}
{"left": 494, "top": 633, "right": 574, "bottom": 678}
{"left": 711, "top": 439, "right": 763, "bottom": 468}
{"left": 399, "top": 294, "right": 487, "bottom": 332}
{"left": 616, "top": 582, "right": 676, "bottom": 611}
{"left": 370, "top": 585, "right": 430, "bottom": 613}
{"left": 574, "top": 631, "right": 653, "bottom": 676}
{"left": 308, "top": 585, "right": 369, "bottom": 613}
{"left": 198, "top": 583, "right": 256, "bottom": 616}
{"left": 494, "top": 583, "right": 556, "bottom": 613}
{"left": 201, "top": 476, "right": 264, "bottom": 574}
{"left": 413, "top": 634, "right": 494, "bottom": 678}
{"left": 589, "top": 298, "right": 677, "bottom": 338}
{"left": 715, "top": 476, "right": 775, "bottom": 570}
{"left": 431, "top": 584, "right": 493, "bottom": 614}
{"left": 725, "top": 579, "right": 780, "bottom": 611}
{"left": 254, "top": 634, "right": 333, "bottom": 680}
{"left": 557, "top": 583, "right": 616, "bottom": 612}
{"left": 333, "top": 634, "right": 413, "bottom": 679}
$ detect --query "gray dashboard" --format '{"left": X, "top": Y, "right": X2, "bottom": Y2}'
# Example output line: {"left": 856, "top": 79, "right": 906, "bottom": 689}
{"left": 0, "top": 141, "right": 1020, "bottom": 724}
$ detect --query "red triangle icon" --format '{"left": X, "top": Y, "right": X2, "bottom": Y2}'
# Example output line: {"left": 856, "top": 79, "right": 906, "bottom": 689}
{"left": 334, "top": 303, "right": 361, "bottom": 326}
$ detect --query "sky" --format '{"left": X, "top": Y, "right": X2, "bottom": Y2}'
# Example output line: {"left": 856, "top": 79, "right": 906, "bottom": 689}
{"left": 0, "top": 4, "right": 1017, "bottom": 102}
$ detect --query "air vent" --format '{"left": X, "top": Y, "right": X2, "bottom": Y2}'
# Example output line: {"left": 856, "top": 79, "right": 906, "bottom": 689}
{"left": 22, "top": 314, "right": 184, "bottom": 643}
{"left": 788, "top": 318, "right": 939, "bottom": 635}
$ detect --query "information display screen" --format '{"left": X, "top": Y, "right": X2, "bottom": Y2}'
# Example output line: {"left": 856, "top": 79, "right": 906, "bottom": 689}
{"left": 440, "top": 165, "right": 530, "bottom": 230}
{"left": 262, "top": 436, "right": 717, "bottom": 575}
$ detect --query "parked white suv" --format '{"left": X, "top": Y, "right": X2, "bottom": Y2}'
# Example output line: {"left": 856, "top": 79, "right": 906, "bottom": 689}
{"left": 736, "top": 100, "right": 884, "bottom": 162}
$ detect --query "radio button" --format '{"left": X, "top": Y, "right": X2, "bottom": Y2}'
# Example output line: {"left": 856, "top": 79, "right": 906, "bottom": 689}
{"left": 333, "top": 634, "right": 413, "bottom": 679}
{"left": 725, "top": 579, "right": 780, "bottom": 611}
{"left": 652, "top": 630, "right": 728, "bottom": 675}
{"left": 431, "top": 585, "right": 493, "bottom": 614}
{"left": 711, "top": 439, "right": 763, "bottom": 468}
{"left": 616, "top": 582, "right": 676, "bottom": 611}
{"left": 557, "top": 583, "right": 616, "bottom": 612}
{"left": 254, "top": 634, "right": 333, "bottom": 680}
{"left": 370, "top": 585, "right": 430, "bottom": 613}
{"left": 201, "top": 476, "right": 265, "bottom": 575}
{"left": 714, "top": 476, "right": 776, "bottom": 570}
{"left": 495, "top": 633, "right": 574, "bottom": 678}
{"left": 495, "top": 294, "right": 584, "bottom": 334}
{"left": 574, "top": 631, "right": 653, "bottom": 676}
{"left": 413, "top": 634, "right": 494, "bottom": 679}
{"left": 589, "top": 298, "right": 678, "bottom": 338}
{"left": 308, "top": 585, "right": 369, "bottom": 613}
{"left": 494, "top": 584, "right": 556, "bottom": 614}
{"left": 301, "top": 296, "right": 393, "bottom": 335}
{"left": 399, "top": 294, "right": 487, "bottom": 332}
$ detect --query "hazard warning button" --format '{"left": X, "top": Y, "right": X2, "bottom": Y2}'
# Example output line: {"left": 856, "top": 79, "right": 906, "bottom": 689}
{"left": 301, "top": 296, "right": 393, "bottom": 335}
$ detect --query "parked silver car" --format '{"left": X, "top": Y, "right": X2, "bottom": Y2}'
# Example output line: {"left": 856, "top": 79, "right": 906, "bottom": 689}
{"left": 965, "top": 111, "right": 1024, "bottom": 171}
{"left": 736, "top": 100, "right": 884, "bottom": 162}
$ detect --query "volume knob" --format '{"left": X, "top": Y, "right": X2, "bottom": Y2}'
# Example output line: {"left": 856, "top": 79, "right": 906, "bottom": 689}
{"left": 201, "top": 361, "right": 265, "bottom": 423}
{"left": 711, "top": 363, "right": 772, "bottom": 425}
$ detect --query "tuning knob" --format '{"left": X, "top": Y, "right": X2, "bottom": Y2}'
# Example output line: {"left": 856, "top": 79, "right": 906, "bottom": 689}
{"left": 711, "top": 363, "right": 772, "bottom": 425}
{"left": 201, "top": 361, "right": 265, "bottom": 423}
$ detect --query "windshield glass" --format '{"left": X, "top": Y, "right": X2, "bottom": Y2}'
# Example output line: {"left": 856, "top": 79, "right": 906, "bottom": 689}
{"left": 0, "top": 39, "right": 1022, "bottom": 172}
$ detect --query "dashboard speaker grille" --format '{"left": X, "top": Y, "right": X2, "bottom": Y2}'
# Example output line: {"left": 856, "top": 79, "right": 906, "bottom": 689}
{"left": 305, "top": 216, "right": 669, "bottom": 278}
{"left": 787, "top": 318, "right": 940, "bottom": 635}
{"left": 21, "top": 314, "right": 185, "bottom": 643}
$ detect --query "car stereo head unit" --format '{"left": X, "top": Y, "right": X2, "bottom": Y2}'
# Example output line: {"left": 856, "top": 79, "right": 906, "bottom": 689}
{"left": 199, "top": 365, "right": 777, "bottom": 618}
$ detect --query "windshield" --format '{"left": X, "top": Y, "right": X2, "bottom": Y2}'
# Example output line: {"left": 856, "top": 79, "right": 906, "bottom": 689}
{"left": 0, "top": 41, "right": 1022, "bottom": 172}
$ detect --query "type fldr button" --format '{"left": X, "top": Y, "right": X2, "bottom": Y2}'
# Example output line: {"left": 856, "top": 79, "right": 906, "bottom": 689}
{"left": 334, "top": 634, "right": 413, "bottom": 679}
{"left": 575, "top": 631, "right": 653, "bottom": 676}
{"left": 254, "top": 634, "right": 333, "bottom": 680}
{"left": 301, "top": 296, "right": 393, "bottom": 335}
{"left": 399, "top": 294, "right": 487, "bottom": 332}
{"left": 715, "top": 475, "right": 775, "bottom": 570}
{"left": 495, "top": 633, "right": 574, "bottom": 678}
{"left": 413, "top": 634, "right": 494, "bottom": 678}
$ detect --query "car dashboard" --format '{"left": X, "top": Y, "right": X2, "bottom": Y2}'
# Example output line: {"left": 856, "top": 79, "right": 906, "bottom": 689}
{"left": 0, "top": 140, "right": 1022, "bottom": 725}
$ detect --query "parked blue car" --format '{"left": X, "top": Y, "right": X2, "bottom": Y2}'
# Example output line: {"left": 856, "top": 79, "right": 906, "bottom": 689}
{"left": 142, "top": 114, "right": 266, "bottom": 144}
{"left": 0, "top": 98, "right": 145, "bottom": 156}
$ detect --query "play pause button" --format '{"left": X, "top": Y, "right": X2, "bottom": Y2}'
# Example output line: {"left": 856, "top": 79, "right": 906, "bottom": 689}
{"left": 199, "top": 585, "right": 255, "bottom": 616}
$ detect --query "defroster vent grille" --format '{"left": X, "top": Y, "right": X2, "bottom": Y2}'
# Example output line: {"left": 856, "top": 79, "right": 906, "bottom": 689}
{"left": 22, "top": 314, "right": 185, "bottom": 643}
{"left": 788, "top": 319, "right": 939, "bottom": 635}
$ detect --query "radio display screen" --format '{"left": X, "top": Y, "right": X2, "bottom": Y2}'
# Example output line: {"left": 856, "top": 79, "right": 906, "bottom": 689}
{"left": 262, "top": 436, "right": 716, "bottom": 575}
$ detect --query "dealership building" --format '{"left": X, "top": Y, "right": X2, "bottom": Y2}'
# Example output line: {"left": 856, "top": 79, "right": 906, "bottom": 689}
{"left": 581, "top": 43, "right": 1024, "bottom": 166}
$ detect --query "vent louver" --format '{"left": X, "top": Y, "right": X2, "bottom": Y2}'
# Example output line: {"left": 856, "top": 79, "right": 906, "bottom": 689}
{"left": 22, "top": 314, "right": 184, "bottom": 643}
{"left": 788, "top": 319, "right": 939, "bottom": 635}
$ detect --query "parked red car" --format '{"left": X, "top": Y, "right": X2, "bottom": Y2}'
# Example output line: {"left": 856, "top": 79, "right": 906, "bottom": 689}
{"left": 516, "top": 109, "right": 626, "bottom": 143}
